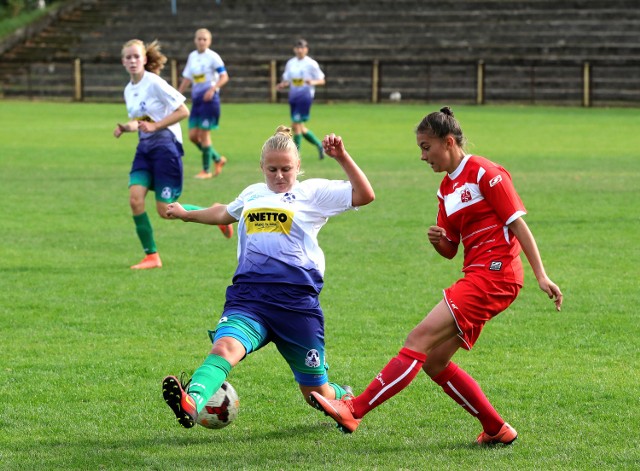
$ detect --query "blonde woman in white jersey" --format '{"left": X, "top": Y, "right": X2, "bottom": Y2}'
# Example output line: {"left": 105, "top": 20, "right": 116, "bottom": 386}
{"left": 179, "top": 28, "right": 230, "bottom": 179}
{"left": 114, "top": 39, "right": 232, "bottom": 270}
{"left": 161, "top": 126, "right": 375, "bottom": 428}
{"left": 277, "top": 39, "right": 326, "bottom": 159}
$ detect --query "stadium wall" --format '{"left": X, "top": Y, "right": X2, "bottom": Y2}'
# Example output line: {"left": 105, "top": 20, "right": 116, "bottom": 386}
{"left": 1, "top": 0, "right": 639, "bottom": 106}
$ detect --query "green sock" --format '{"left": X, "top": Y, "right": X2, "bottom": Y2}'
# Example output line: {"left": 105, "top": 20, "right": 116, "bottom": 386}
{"left": 329, "top": 382, "right": 349, "bottom": 399}
{"left": 202, "top": 147, "right": 213, "bottom": 171}
{"left": 188, "top": 354, "right": 232, "bottom": 413}
{"left": 293, "top": 134, "right": 302, "bottom": 150}
{"left": 180, "top": 204, "right": 205, "bottom": 211}
{"left": 210, "top": 146, "right": 222, "bottom": 163}
{"left": 302, "top": 130, "right": 322, "bottom": 147}
{"left": 195, "top": 142, "right": 203, "bottom": 151}
{"left": 303, "top": 131, "right": 324, "bottom": 158}
{"left": 133, "top": 212, "right": 156, "bottom": 254}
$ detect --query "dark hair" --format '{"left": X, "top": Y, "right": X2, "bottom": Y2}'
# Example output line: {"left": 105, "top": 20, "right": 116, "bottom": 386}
{"left": 415, "top": 106, "right": 466, "bottom": 148}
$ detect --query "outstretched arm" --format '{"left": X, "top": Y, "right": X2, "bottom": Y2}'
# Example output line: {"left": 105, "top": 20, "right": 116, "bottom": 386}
{"left": 509, "top": 217, "right": 563, "bottom": 311}
{"left": 166, "top": 202, "right": 236, "bottom": 226}
{"left": 322, "top": 133, "right": 375, "bottom": 207}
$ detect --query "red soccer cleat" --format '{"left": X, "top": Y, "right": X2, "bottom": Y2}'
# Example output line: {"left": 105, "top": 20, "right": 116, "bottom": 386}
{"left": 213, "top": 156, "right": 227, "bottom": 177}
{"left": 309, "top": 391, "right": 361, "bottom": 433}
{"left": 162, "top": 375, "right": 197, "bottom": 428}
{"left": 476, "top": 422, "right": 518, "bottom": 445}
{"left": 218, "top": 224, "right": 233, "bottom": 239}
{"left": 130, "top": 253, "right": 162, "bottom": 270}
{"left": 194, "top": 170, "right": 214, "bottom": 179}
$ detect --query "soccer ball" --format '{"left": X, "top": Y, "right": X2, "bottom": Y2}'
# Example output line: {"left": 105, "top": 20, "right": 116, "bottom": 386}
{"left": 196, "top": 381, "right": 240, "bottom": 429}
{"left": 389, "top": 91, "right": 402, "bottom": 102}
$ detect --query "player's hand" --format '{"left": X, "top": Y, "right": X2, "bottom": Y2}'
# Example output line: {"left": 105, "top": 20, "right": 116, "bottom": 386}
{"left": 538, "top": 277, "right": 563, "bottom": 311}
{"left": 138, "top": 121, "right": 157, "bottom": 133}
{"left": 322, "top": 133, "right": 347, "bottom": 159}
{"left": 166, "top": 202, "right": 187, "bottom": 220}
{"left": 113, "top": 123, "right": 127, "bottom": 138}
{"left": 427, "top": 226, "right": 446, "bottom": 245}
{"left": 204, "top": 87, "right": 215, "bottom": 101}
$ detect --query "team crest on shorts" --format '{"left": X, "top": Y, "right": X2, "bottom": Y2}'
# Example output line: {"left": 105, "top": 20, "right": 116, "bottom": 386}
{"left": 161, "top": 187, "right": 172, "bottom": 200}
{"left": 305, "top": 349, "right": 320, "bottom": 368}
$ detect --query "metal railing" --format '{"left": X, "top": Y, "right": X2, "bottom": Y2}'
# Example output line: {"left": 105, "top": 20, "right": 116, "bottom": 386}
{"left": 2, "top": 57, "right": 639, "bottom": 107}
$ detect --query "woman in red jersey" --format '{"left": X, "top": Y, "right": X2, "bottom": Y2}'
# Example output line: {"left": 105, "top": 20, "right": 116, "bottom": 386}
{"left": 310, "top": 107, "right": 563, "bottom": 445}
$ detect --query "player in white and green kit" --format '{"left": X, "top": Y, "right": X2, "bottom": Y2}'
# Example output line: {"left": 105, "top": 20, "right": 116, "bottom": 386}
{"left": 277, "top": 39, "right": 326, "bottom": 159}
{"left": 179, "top": 28, "right": 229, "bottom": 179}
{"left": 161, "top": 126, "right": 375, "bottom": 428}
{"left": 114, "top": 39, "right": 232, "bottom": 270}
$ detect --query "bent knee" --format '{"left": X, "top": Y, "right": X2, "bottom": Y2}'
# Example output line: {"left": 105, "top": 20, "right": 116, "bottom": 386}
{"left": 422, "top": 358, "right": 450, "bottom": 378}
{"left": 129, "top": 197, "right": 145, "bottom": 213}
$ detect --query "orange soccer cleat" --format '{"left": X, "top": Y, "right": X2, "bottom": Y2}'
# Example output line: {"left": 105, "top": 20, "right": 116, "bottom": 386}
{"left": 476, "top": 422, "right": 518, "bottom": 445}
{"left": 309, "top": 391, "right": 361, "bottom": 433}
{"left": 162, "top": 375, "right": 198, "bottom": 428}
{"left": 130, "top": 253, "right": 162, "bottom": 270}
{"left": 213, "top": 156, "right": 227, "bottom": 177}
{"left": 194, "top": 170, "right": 214, "bottom": 179}
{"left": 218, "top": 224, "right": 234, "bottom": 239}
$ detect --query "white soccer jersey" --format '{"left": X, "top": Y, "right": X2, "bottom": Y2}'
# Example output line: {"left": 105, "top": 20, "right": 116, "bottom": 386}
{"left": 282, "top": 56, "right": 324, "bottom": 99}
{"left": 123, "top": 71, "right": 186, "bottom": 142}
{"left": 226, "top": 179, "right": 354, "bottom": 288}
{"left": 182, "top": 49, "right": 227, "bottom": 99}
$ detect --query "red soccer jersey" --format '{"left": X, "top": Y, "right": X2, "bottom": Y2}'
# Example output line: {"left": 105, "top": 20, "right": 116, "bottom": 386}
{"left": 436, "top": 155, "right": 526, "bottom": 285}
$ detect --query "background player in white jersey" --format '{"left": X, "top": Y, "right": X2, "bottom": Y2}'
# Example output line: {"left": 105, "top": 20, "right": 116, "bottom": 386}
{"left": 178, "top": 28, "right": 229, "bottom": 179}
{"left": 114, "top": 39, "right": 232, "bottom": 270}
{"left": 310, "top": 107, "right": 563, "bottom": 445}
{"left": 276, "top": 39, "right": 326, "bottom": 159}
{"left": 161, "top": 126, "right": 375, "bottom": 428}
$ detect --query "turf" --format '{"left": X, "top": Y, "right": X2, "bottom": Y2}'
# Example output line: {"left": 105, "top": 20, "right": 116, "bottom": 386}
{"left": 0, "top": 101, "right": 638, "bottom": 470}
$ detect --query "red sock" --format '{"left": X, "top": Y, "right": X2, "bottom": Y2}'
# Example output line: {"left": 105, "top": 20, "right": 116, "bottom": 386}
{"left": 352, "top": 347, "right": 426, "bottom": 418}
{"left": 431, "top": 362, "right": 504, "bottom": 435}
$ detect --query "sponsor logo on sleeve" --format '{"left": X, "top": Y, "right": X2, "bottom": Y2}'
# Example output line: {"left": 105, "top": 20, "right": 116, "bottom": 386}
{"left": 489, "top": 175, "right": 503, "bottom": 187}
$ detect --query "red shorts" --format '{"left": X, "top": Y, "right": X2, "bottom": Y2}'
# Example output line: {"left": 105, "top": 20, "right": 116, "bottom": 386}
{"left": 443, "top": 274, "right": 520, "bottom": 350}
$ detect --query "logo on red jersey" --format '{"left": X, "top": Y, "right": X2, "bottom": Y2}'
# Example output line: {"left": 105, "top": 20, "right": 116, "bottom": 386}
{"left": 489, "top": 175, "right": 503, "bottom": 187}
{"left": 460, "top": 188, "right": 472, "bottom": 203}
{"left": 489, "top": 261, "right": 503, "bottom": 271}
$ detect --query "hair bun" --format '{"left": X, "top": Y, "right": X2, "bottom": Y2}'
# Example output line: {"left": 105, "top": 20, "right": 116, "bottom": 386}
{"left": 440, "top": 106, "right": 454, "bottom": 117}
{"left": 275, "top": 125, "right": 293, "bottom": 138}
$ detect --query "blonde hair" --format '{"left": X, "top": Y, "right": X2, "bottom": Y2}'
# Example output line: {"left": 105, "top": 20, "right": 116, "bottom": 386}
{"left": 195, "top": 28, "right": 212, "bottom": 40}
{"left": 121, "top": 39, "right": 167, "bottom": 74}
{"left": 261, "top": 125, "right": 300, "bottom": 164}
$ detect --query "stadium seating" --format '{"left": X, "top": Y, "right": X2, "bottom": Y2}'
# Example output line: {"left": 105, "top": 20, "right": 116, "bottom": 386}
{"left": 1, "top": 0, "right": 639, "bottom": 105}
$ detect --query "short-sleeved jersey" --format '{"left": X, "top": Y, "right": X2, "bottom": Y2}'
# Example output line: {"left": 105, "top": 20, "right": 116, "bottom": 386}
{"left": 437, "top": 155, "right": 526, "bottom": 284}
{"left": 282, "top": 56, "right": 324, "bottom": 100}
{"left": 182, "top": 49, "right": 227, "bottom": 101}
{"left": 226, "top": 178, "right": 354, "bottom": 293}
{"left": 123, "top": 71, "right": 186, "bottom": 143}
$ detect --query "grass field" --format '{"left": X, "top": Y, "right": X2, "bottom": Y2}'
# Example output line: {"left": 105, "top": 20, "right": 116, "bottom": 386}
{"left": 1, "top": 101, "right": 638, "bottom": 470}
